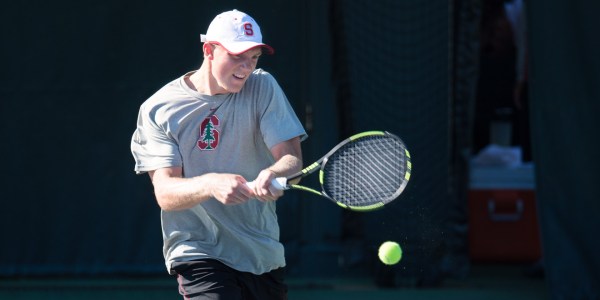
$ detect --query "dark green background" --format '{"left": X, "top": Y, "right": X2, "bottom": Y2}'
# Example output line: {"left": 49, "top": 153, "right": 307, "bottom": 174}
{"left": 1, "top": 0, "right": 599, "bottom": 298}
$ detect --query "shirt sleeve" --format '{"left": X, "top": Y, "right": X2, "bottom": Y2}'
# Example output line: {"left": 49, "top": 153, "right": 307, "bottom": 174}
{"left": 130, "top": 103, "right": 182, "bottom": 174}
{"left": 257, "top": 72, "right": 308, "bottom": 149}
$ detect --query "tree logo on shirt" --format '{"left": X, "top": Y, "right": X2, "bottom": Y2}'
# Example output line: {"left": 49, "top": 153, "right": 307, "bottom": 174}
{"left": 197, "top": 115, "right": 220, "bottom": 150}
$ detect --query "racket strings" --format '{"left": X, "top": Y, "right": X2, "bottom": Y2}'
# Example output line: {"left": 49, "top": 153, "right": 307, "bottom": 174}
{"left": 323, "top": 136, "right": 408, "bottom": 207}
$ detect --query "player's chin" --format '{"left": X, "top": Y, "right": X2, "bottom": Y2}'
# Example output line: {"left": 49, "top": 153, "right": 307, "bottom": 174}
{"left": 226, "top": 77, "right": 247, "bottom": 93}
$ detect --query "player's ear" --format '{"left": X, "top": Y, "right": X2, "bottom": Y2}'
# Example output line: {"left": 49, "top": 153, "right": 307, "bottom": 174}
{"left": 203, "top": 43, "right": 215, "bottom": 60}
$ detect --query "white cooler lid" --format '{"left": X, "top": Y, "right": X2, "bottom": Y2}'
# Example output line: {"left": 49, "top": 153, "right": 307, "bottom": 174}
{"left": 469, "top": 163, "right": 536, "bottom": 189}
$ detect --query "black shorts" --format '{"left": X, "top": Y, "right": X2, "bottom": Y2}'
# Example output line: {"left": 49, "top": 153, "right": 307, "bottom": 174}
{"left": 170, "top": 259, "right": 288, "bottom": 300}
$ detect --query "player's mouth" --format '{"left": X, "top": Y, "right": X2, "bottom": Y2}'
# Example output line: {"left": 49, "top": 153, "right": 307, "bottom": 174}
{"left": 233, "top": 73, "right": 246, "bottom": 80}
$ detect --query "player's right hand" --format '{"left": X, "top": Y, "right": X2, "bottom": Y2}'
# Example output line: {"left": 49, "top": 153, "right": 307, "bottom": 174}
{"left": 208, "top": 173, "right": 255, "bottom": 205}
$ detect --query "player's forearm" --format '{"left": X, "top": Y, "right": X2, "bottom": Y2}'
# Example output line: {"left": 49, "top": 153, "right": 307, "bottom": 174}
{"left": 153, "top": 174, "right": 214, "bottom": 211}
{"left": 268, "top": 154, "right": 302, "bottom": 183}
{"left": 266, "top": 137, "right": 303, "bottom": 184}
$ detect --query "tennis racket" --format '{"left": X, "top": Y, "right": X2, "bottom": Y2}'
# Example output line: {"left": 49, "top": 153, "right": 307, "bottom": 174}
{"left": 248, "top": 131, "right": 411, "bottom": 211}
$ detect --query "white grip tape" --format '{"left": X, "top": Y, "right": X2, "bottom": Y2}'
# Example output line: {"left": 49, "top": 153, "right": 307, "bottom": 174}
{"left": 245, "top": 177, "right": 287, "bottom": 191}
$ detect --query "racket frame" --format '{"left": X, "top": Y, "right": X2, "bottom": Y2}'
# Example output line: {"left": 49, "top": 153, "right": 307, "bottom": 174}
{"left": 279, "top": 131, "right": 411, "bottom": 211}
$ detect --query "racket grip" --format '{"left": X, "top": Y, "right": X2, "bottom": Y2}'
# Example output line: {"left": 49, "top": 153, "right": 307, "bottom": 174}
{"left": 245, "top": 177, "right": 287, "bottom": 191}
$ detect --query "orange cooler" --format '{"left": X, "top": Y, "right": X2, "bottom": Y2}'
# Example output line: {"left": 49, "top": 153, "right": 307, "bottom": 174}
{"left": 468, "top": 164, "right": 542, "bottom": 262}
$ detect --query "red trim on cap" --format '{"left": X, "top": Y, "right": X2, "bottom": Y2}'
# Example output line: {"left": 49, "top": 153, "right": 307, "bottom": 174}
{"left": 208, "top": 42, "right": 274, "bottom": 55}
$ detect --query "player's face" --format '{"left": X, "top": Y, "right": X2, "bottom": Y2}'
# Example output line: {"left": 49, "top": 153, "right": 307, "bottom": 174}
{"left": 209, "top": 44, "right": 262, "bottom": 94}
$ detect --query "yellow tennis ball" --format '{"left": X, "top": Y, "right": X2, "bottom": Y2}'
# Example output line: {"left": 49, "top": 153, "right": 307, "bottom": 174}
{"left": 378, "top": 241, "right": 402, "bottom": 265}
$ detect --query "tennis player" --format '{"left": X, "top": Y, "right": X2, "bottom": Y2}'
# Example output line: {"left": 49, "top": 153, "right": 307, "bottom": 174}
{"left": 131, "top": 9, "right": 306, "bottom": 299}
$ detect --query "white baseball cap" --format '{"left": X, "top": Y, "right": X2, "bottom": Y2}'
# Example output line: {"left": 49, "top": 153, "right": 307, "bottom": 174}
{"left": 200, "top": 9, "right": 274, "bottom": 55}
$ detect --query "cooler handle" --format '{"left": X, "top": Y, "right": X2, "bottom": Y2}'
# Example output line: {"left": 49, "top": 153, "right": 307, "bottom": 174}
{"left": 487, "top": 198, "right": 524, "bottom": 222}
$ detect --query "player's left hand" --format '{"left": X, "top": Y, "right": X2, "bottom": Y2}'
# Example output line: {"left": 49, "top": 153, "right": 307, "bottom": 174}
{"left": 251, "top": 169, "right": 284, "bottom": 201}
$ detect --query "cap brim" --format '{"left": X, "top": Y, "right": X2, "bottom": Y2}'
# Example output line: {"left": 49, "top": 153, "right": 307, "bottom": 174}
{"left": 213, "top": 41, "right": 274, "bottom": 55}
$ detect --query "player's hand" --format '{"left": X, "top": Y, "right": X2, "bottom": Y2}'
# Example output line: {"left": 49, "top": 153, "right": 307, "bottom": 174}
{"left": 250, "top": 169, "right": 284, "bottom": 202}
{"left": 208, "top": 174, "right": 255, "bottom": 205}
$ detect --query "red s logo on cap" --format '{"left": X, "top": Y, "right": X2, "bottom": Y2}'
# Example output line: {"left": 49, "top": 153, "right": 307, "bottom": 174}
{"left": 243, "top": 23, "right": 254, "bottom": 36}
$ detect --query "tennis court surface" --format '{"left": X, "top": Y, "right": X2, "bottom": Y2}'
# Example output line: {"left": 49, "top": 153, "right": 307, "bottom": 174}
{"left": 0, "top": 264, "right": 548, "bottom": 300}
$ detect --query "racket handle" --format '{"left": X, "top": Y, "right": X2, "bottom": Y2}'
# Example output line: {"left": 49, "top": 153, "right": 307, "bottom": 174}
{"left": 245, "top": 177, "right": 288, "bottom": 191}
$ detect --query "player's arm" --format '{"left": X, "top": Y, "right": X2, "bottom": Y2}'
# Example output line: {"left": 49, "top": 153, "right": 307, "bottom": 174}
{"left": 148, "top": 167, "right": 255, "bottom": 211}
{"left": 251, "top": 136, "right": 303, "bottom": 201}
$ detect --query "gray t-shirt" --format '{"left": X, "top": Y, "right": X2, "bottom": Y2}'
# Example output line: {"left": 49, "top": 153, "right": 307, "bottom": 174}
{"left": 131, "top": 69, "right": 306, "bottom": 274}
